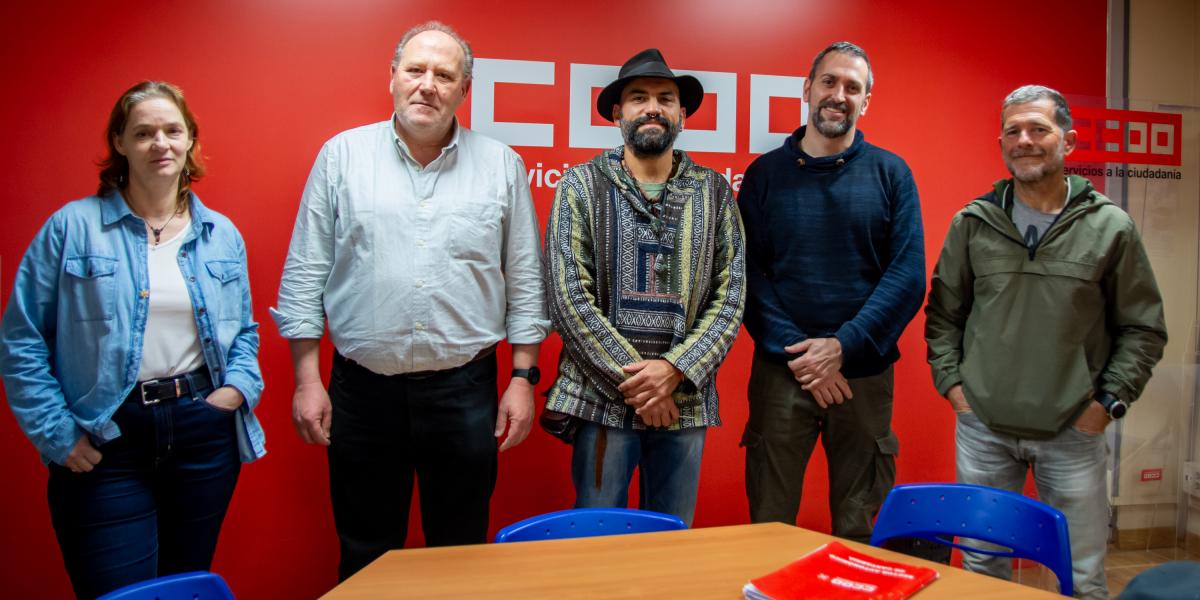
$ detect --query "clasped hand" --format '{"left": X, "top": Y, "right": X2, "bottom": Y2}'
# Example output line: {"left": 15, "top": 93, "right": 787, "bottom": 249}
{"left": 619, "top": 359, "right": 684, "bottom": 428}
{"left": 785, "top": 338, "right": 852, "bottom": 408}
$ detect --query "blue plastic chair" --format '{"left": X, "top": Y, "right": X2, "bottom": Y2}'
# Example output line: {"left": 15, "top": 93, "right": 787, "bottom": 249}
{"left": 97, "top": 571, "right": 235, "bottom": 600}
{"left": 869, "top": 483, "right": 1073, "bottom": 596}
{"left": 494, "top": 507, "right": 686, "bottom": 543}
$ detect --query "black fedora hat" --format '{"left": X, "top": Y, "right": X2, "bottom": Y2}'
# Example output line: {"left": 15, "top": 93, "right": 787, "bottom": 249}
{"left": 596, "top": 48, "right": 703, "bottom": 122}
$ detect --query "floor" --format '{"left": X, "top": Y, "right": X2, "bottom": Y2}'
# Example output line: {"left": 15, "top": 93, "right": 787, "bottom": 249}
{"left": 1009, "top": 542, "right": 1200, "bottom": 597}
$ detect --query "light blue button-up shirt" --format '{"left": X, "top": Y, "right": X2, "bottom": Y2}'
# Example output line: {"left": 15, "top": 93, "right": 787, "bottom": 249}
{"left": 271, "top": 119, "right": 549, "bottom": 375}
{"left": 0, "top": 192, "right": 266, "bottom": 464}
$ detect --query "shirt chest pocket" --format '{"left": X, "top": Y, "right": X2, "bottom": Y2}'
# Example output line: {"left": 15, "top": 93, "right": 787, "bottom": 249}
{"left": 450, "top": 200, "right": 504, "bottom": 262}
{"left": 205, "top": 260, "right": 244, "bottom": 321}
{"left": 63, "top": 255, "right": 118, "bottom": 322}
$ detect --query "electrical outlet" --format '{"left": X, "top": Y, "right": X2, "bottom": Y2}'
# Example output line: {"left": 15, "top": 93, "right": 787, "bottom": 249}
{"left": 1185, "top": 462, "right": 1200, "bottom": 499}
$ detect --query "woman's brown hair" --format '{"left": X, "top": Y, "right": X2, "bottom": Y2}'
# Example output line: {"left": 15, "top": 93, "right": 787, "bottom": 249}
{"left": 97, "top": 81, "right": 205, "bottom": 206}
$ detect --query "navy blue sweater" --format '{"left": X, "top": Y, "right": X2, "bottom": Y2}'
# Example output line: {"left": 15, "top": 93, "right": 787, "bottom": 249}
{"left": 738, "top": 127, "right": 925, "bottom": 378}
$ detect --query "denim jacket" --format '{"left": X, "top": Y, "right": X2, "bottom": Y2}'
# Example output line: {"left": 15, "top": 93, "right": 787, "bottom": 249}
{"left": 0, "top": 192, "right": 265, "bottom": 464}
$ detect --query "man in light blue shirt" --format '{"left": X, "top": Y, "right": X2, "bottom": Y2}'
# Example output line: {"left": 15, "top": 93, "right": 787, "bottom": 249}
{"left": 271, "top": 21, "right": 549, "bottom": 580}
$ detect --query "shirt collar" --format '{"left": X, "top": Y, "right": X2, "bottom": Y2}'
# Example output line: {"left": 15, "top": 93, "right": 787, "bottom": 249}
{"left": 390, "top": 114, "right": 461, "bottom": 164}
{"left": 101, "top": 189, "right": 215, "bottom": 237}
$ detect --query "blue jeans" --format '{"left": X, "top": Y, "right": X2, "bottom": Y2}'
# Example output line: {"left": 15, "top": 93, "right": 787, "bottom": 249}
{"left": 47, "top": 374, "right": 240, "bottom": 599}
{"left": 955, "top": 410, "right": 1109, "bottom": 599}
{"left": 571, "top": 423, "right": 706, "bottom": 526}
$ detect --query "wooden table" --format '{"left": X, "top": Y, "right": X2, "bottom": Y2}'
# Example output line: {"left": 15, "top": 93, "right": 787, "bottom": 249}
{"left": 324, "top": 522, "right": 1062, "bottom": 598}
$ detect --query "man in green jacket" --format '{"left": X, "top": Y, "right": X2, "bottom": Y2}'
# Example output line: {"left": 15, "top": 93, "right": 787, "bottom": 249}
{"left": 925, "top": 85, "right": 1167, "bottom": 599}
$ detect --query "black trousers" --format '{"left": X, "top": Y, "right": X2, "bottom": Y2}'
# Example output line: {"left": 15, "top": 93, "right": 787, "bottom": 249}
{"left": 327, "top": 352, "right": 498, "bottom": 581}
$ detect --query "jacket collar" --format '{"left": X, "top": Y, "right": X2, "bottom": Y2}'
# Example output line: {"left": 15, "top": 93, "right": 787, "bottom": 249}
{"left": 101, "top": 190, "right": 216, "bottom": 239}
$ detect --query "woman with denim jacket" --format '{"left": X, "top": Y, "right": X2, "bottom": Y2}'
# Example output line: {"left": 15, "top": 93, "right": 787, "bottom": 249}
{"left": 0, "top": 81, "right": 265, "bottom": 599}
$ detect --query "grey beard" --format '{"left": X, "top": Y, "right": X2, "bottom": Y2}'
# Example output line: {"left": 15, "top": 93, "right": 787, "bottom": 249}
{"left": 811, "top": 101, "right": 854, "bottom": 139}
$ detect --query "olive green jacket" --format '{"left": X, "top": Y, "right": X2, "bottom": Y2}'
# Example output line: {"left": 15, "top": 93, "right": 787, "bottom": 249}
{"left": 925, "top": 175, "right": 1167, "bottom": 438}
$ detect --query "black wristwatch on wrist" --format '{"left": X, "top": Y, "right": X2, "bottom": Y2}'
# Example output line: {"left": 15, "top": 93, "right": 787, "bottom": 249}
{"left": 512, "top": 366, "right": 541, "bottom": 385}
{"left": 1095, "top": 391, "right": 1128, "bottom": 420}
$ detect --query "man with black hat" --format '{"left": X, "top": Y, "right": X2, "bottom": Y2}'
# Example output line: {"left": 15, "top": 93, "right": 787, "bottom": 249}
{"left": 738, "top": 41, "right": 925, "bottom": 542}
{"left": 542, "top": 48, "right": 745, "bottom": 525}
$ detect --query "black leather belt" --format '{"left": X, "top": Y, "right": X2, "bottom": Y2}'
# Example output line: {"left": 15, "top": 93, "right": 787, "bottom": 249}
{"left": 402, "top": 343, "right": 498, "bottom": 379}
{"left": 336, "top": 344, "right": 498, "bottom": 380}
{"left": 130, "top": 368, "right": 213, "bottom": 405}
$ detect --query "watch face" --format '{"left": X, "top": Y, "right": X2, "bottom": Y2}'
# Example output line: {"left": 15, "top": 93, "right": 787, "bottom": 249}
{"left": 1111, "top": 402, "right": 1127, "bottom": 419}
{"left": 515, "top": 366, "right": 540, "bottom": 385}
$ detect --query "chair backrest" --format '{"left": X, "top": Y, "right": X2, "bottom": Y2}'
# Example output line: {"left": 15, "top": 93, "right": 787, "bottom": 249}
{"left": 97, "top": 571, "right": 235, "bottom": 600}
{"left": 494, "top": 508, "right": 687, "bottom": 543}
{"left": 869, "top": 483, "right": 1073, "bottom": 597}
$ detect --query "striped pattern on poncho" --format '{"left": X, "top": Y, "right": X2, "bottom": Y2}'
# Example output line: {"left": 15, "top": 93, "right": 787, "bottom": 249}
{"left": 543, "top": 147, "right": 746, "bottom": 430}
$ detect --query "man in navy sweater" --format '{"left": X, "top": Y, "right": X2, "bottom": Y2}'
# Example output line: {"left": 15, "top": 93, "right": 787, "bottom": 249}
{"left": 738, "top": 41, "right": 925, "bottom": 542}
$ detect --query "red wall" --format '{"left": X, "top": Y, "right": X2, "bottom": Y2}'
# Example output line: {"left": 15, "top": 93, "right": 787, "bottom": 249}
{"left": 0, "top": 1, "right": 1107, "bottom": 597}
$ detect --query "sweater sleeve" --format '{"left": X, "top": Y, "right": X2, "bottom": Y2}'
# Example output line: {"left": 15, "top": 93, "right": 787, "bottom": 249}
{"left": 738, "top": 161, "right": 809, "bottom": 355}
{"left": 1099, "top": 219, "right": 1167, "bottom": 403}
{"left": 661, "top": 176, "right": 747, "bottom": 386}
{"left": 544, "top": 166, "right": 643, "bottom": 392}
{"left": 834, "top": 166, "right": 926, "bottom": 366}
{"left": 924, "top": 212, "right": 973, "bottom": 396}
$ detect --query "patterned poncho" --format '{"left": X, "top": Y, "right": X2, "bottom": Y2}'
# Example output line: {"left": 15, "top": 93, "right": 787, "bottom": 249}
{"left": 544, "top": 147, "right": 746, "bottom": 429}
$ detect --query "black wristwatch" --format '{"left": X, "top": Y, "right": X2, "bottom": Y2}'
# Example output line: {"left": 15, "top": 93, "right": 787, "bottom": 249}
{"left": 1096, "top": 391, "right": 1128, "bottom": 420}
{"left": 512, "top": 366, "right": 541, "bottom": 385}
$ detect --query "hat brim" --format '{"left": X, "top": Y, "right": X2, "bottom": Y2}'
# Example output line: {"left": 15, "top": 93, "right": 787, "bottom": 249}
{"left": 596, "top": 74, "right": 704, "bottom": 122}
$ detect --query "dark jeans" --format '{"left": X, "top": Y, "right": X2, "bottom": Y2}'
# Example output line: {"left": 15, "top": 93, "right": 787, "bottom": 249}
{"left": 327, "top": 352, "right": 498, "bottom": 581}
{"left": 742, "top": 353, "right": 897, "bottom": 543}
{"left": 47, "top": 374, "right": 240, "bottom": 599}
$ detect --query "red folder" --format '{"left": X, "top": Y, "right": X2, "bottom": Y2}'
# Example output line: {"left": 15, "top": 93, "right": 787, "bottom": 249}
{"left": 743, "top": 541, "right": 939, "bottom": 599}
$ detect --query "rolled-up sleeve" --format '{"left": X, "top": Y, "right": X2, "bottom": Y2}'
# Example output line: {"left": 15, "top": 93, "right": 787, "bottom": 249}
{"left": 271, "top": 143, "right": 337, "bottom": 339}
{"left": 501, "top": 150, "right": 550, "bottom": 345}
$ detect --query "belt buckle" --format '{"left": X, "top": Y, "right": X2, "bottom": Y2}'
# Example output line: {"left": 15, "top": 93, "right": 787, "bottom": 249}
{"left": 141, "top": 379, "right": 162, "bottom": 405}
{"left": 140, "top": 378, "right": 183, "bottom": 405}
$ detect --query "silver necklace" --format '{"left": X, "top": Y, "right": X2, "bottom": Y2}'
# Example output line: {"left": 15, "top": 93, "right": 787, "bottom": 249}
{"left": 146, "top": 209, "right": 182, "bottom": 245}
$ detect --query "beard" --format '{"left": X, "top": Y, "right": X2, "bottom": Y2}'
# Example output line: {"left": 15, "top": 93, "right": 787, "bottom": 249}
{"left": 811, "top": 99, "right": 856, "bottom": 139}
{"left": 1005, "top": 144, "right": 1066, "bottom": 183}
{"left": 619, "top": 114, "right": 682, "bottom": 158}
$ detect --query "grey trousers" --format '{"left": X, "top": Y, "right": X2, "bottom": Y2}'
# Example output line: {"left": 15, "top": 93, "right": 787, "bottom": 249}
{"left": 742, "top": 352, "right": 898, "bottom": 543}
{"left": 955, "top": 411, "right": 1109, "bottom": 599}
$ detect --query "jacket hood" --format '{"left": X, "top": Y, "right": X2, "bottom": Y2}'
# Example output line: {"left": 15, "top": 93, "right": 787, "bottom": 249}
{"left": 965, "top": 174, "right": 1112, "bottom": 230}
{"left": 590, "top": 146, "right": 696, "bottom": 190}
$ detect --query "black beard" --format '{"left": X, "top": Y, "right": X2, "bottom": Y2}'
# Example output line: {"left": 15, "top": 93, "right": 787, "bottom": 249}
{"left": 811, "top": 100, "right": 854, "bottom": 138}
{"left": 620, "top": 114, "right": 681, "bottom": 157}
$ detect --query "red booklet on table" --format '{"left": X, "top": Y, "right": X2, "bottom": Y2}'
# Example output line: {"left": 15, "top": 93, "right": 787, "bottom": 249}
{"left": 743, "top": 541, "right": 939, "bottom": 600}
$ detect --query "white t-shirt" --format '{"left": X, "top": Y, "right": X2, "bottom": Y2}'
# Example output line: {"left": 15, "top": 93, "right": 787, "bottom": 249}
{"left": 137, "top": 221, "right": 206, "bottom": 381}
